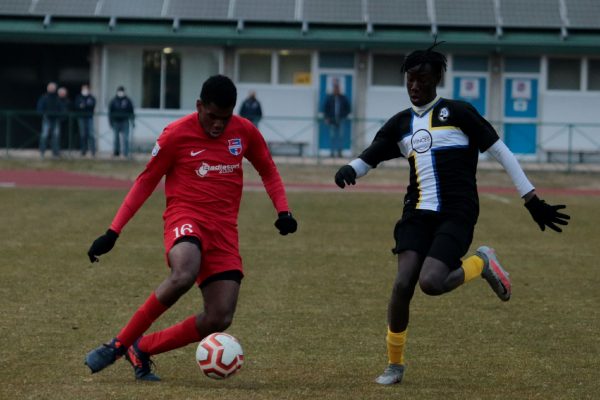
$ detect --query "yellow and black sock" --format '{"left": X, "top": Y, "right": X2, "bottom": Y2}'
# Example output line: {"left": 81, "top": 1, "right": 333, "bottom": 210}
{"left": 461, "top": 254, "right": 484, "bottom": 283}
{"left": 386, "top": 328, "right": 407, "bottom": 365}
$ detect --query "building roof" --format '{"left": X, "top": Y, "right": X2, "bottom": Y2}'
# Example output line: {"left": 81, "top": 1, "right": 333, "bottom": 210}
{"left": 0, "top": 0, "right": 599, "bottom": 53}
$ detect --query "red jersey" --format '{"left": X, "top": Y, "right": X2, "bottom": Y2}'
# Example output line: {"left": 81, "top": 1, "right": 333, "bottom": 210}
{"left": 110, "top": 113, "right": 289, "bottom": 233}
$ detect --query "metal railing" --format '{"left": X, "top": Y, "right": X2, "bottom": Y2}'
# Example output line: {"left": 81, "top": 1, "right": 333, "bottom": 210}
{"left": 1, "top": 109, "right": 599, "bottom": 172}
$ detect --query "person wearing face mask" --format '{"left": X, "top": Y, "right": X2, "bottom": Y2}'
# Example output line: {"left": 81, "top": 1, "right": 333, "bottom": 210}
{"left": 75, "top": 84, "right": 97, "bottom": 157}
{"left": 108, "top": 86, "right": 135, "bottom": 158}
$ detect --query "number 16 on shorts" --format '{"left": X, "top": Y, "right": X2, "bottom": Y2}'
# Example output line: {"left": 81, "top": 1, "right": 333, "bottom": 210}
{"left": 174, "top": 223, "right": 194, "bottom": 239}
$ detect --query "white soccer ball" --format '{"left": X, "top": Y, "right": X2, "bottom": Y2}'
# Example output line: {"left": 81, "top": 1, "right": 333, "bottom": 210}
{"left": 195, "top": 332, "right": 244, "bottom": 379}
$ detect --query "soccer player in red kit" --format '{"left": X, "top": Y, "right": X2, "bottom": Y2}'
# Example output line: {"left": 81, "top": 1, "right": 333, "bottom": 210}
{"left": 84, "top": 75, "right": 297, "bottom": 381}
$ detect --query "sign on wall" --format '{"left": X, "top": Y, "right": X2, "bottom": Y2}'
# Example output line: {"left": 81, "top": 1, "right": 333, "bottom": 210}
{"left": 293, "top": 72, "right": 312, "bottom": 85}
{"left": 505, "top": 78, "right": 538, "bottom": 118}
{"left": 459, "top": 78, "right": 480, "bottom": 98}
{"left": 453, "top": 76, "right": 487, "bottom": 116}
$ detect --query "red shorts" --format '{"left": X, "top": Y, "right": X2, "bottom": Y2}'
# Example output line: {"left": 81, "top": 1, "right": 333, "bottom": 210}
{"left": 163, "top": 217, "right": 243, "bottom": 285}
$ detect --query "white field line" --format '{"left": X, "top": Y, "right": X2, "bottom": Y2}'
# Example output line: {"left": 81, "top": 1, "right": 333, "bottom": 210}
{"left": 482, "top": 193, "right": 512, "bottom": 204}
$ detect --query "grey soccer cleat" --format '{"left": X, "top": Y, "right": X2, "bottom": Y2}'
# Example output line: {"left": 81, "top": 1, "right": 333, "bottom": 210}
{"left": 375, "top": 363, "right": 405, "bottom": 385}
{"left": 477, "top": 246, "right": 511, "bottom": 301}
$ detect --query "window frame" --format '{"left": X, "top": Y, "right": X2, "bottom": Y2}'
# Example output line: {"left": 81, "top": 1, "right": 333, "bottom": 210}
{"left": 236, "top": 49, "right": 317, "bottom": 87}
{"left": 236, "top": 50, "right": 274, "bottom": 84}
{"left": 370, "top": 52, "right": 406, "bottom": 87}
{"left": 586, "top": 57, "right": 600, "bottom": 91}
{"left": 546, "top": 56, "right": 583, "bottom": 92}
{"left": 276, "top": 50, "right": 313, "bottom": 86}
{"left": 141, "top": 48, "right": 182, "bottom": 110}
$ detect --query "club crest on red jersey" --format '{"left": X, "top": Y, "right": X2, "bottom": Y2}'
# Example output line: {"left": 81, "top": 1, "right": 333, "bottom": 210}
{"left": 228, "top": 138, "right": 242, "bottom": 156}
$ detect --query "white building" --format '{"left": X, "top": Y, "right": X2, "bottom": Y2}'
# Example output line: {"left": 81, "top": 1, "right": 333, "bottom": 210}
{"left": 0, "top": 0, "right": 599, "bottom": 160}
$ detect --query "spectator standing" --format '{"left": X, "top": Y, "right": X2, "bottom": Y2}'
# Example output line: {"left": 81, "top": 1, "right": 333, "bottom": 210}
{"left": 58, "top": 87, "right": 72, "bottom": 154}
{"left": 36, "top": 82, "right": 65, "bottom": 158}
{"left": 238, "top": 90, "right": 263, "bottom": 127}
{"left": 75, "top": 84, "right": 97, "bottom": 157}
{"left": 323, "top": 79, "right": 351, "bottom": 158}
{"left": 58, "top": 86, "right": 70, "bottom": 110}
{"left": 108, "top": 86, "right": 135, "bottom": 158}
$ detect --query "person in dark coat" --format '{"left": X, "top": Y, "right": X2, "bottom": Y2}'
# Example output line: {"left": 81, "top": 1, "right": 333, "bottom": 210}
{"left": 36, "top": 82, "right": 65, "bottom": 158}
{"left": 323, "top": 79, "right": 351, "bottom": 157}
{"left": 75, "top": 84, "right": 97, "bottom": 157}
{"left": 108, "top": 86, "right": 135, "bottom": 158}
{"left": 239, "top": 90, "right": 263, "bottom": 127}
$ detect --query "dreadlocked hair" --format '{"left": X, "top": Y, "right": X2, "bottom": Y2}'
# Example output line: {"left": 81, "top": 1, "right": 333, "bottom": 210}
{"left": 401, "top": 37, "right": 448, "bottom": 74}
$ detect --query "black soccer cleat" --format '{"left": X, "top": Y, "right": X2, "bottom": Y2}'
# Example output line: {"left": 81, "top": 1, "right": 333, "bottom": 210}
{"left": 125, "top": 338, "right": 161, "bottom": 381}
{"left": 85, "top": 338, "right": 127, "bottom": 373}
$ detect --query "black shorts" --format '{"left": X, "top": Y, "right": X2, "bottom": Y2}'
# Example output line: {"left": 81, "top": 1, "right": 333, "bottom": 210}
{"left": 392, "top": 211, "right": 474, "bottom": 269}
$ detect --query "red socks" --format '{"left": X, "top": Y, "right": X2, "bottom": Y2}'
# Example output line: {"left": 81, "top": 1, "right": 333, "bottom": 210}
{"left": 115, "top": 292, "right": 202, "bottom": 355}
{"left": 116, "top": 292, "right": 168, "bottom": 347}
{"left": 138, "top": 315, "right": 201, "bottom": 355}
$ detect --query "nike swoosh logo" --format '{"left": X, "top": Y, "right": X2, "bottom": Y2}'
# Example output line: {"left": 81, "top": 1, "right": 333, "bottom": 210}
{"left": 191, "top": 150, "right": 206, "bottom": 156}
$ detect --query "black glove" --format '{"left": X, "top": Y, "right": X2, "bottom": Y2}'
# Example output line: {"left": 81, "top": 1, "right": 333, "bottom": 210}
{"left": 524, "top": 195, "right": 570, "bottom": 233}
{"left": 87, "top": 229, "right": 119, "bottom": 262}
{"left": 274, "top": 212, "right": 297, "bottom": 236}
{"left": 334, "top": 165, "right": 357, "bottom": 189}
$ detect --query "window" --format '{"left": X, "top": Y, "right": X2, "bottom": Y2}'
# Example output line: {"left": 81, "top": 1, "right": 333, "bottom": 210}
{"left": 142, "top": 49, "right": 181, "bottom": 109}
{"left": 372, "top": 54, "right": 404, "bottom": 86}
{"left": 239, "top": 52, "right": 272, "bottom": 83}
{"left": 588, "top": 59, "right": 600, "bottom": 91}
{"left": 504, "top": 57, "right": 540, "bottom": 73}
{"left": 547, "top": 58, "right": 580, "bottom": 90}
{"left": 143, "top": 51, "right": 161, "bottom": 108}
{"left": 453, "top": 55, "right": 488, "bottom": 72}
{"left": 164, "top": 52, "right": 181, "bottom": 109}
{"left": 278, "top": 52, "right": 311, "bottom": 85}
{"left": 319, "top": 52, "right": 354, "bottom": 69}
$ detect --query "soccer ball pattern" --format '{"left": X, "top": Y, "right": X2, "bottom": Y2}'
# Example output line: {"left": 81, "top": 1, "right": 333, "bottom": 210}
{"left": 196, "top": 332, "right": 244, "bottom": 379}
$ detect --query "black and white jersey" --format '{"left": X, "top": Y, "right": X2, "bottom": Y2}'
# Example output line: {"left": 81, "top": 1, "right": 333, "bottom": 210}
{"left": 359, "top": 98, "right": 499, "bottom": 223}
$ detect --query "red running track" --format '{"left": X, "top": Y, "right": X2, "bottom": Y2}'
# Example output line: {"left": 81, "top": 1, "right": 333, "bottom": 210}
{"left": 1, "top": 169, "right": 599, "bottom": 196}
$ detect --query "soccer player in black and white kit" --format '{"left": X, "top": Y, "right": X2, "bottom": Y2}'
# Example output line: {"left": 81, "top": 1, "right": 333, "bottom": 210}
{"left": 334, "top": 42, "right": 570, "bottom": 385}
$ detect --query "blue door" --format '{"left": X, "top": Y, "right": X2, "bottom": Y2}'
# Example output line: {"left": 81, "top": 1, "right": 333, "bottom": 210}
{"left": 504, "top": 123, "right": 537, "bottom": 154}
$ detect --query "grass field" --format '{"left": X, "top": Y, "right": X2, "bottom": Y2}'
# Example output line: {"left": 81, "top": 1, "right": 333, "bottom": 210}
{"left": 1, "top": 159, "right": 599, "bottom": 399}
